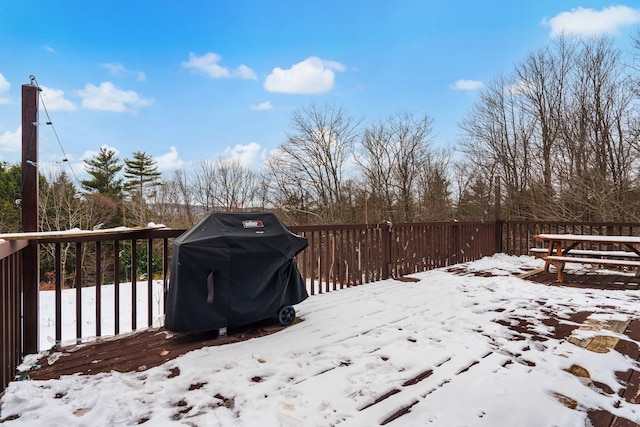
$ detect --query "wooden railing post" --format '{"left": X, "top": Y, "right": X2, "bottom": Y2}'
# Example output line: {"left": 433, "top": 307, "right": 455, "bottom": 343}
{"left": 452, "top": 221, "right": 460, "bottom": 264}
{"left": 380, "top": 221, "right": 392, "bottom": 279}
{"left": 494, "top": 175, "right": 503, "bottom": 254}
{"left": 21, "top": 83, "right": 40, "bottom": 354}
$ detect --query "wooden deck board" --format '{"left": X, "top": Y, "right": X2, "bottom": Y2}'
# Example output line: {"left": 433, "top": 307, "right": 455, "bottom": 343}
{"left": 24, "top": 319, "right": 289, "bottom": 381}
{"left": 527, "top": 270, "right": 640, "bottom": 290}
{"left": 10, "top": 269, "right": 640, "bottom": 427}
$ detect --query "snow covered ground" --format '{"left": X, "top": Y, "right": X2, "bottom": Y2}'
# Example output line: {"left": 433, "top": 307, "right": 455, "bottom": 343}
{"left": 2, "top": 254, "right": 640, "bottom": 426}
{"left": 37, "top": 281, "right": 166, "bottom": 350}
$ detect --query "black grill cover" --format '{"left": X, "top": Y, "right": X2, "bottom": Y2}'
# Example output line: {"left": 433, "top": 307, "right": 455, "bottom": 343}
{"left": 165, "top": 212, "right": 308, "bottom": 332}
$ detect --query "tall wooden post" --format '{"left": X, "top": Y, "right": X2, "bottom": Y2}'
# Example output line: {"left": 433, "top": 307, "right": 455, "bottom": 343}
{"left": 22, "top": 83, "right": 39, "bottom": 354}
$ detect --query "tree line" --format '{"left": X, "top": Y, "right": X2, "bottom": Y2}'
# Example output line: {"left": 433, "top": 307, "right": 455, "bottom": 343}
{"left": 459, "top": 35, "right": 640, "bottom": 222}
{"left": 2, "top": 33, "right": 640, "bottom": 236}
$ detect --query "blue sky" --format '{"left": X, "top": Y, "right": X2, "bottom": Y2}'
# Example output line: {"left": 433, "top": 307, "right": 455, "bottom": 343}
{"left": 1, "top": 1, "right": 639, "bottom": 182}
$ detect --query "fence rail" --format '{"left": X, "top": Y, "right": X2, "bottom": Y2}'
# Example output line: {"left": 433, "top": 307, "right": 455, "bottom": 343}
{"left": 5, "top": 218, "right": 637, "bottom": 392}
{"left": 0, "top": 239, "right": 28, "bottom": 393}
{"left": 38, "top": 229, "right": 184, "bottom": 347}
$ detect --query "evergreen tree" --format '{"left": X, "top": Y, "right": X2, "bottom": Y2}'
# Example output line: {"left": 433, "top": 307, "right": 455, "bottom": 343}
{"left": 81, "top": 147, "right": 124, "bottom": 198}
{"left": 123, "top": 151, "right": 162, "bottom": 224}
{"left": 123, "top": 151, "right": 161, "bottom": 198}
{"left": 0, "top": 162, "right": 23, "bottom": 232}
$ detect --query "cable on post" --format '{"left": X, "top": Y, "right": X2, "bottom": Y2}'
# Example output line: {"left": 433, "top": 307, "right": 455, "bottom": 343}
{"left": 30, "top": 75, "right": 82, "bottom": 188}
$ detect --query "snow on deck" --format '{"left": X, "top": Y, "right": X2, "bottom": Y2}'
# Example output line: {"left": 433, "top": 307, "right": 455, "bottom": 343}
{"left": 1, "top": 254, "right": 639, "bottom": 426}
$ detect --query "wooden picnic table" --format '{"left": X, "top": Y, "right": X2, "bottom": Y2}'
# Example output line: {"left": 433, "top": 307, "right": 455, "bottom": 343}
{"left": 533, "top": 233, "right": 640, "bottom": 282}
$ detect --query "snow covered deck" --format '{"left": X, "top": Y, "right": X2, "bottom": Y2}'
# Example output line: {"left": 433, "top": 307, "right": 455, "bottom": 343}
{"left": 2, "top": 255, "right": 640, "bottom": 426}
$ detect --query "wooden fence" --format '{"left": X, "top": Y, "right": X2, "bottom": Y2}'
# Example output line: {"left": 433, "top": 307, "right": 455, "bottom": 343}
{"left": 290, "top": 220, "right": 497, "bottom": 294}
{"left": 5, "top": 218, "right": 638, "bottom": 392}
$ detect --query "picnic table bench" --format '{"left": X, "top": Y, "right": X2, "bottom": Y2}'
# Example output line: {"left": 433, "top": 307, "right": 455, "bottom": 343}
{"left": 533, "top": 233, "right": 640, "bottom": 282}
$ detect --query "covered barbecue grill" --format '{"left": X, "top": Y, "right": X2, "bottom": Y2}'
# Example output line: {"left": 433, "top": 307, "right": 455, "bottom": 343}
{"left": 164, "top": 212, "right": 308, "bottom": 333}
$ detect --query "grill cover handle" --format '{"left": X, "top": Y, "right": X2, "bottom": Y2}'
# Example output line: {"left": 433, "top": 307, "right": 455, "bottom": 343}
{"left": 207, "top": 270, "right": 215, "bottom": 304}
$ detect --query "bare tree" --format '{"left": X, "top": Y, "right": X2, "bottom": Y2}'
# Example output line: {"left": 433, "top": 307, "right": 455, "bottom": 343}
{"left": 357, "top": 112, "right": 437, "bottom": 222}
{"left": 415, "top": 147, "right": 453, "bottom": 220}
{"left": 459, "top": 73, "right": 537, "bottom": 219}
{"left": 268, "top": 104, "right": 361, "bottom": 223}
{"left": 391, "top": 113, "right": 436, "bottom": 221}
{"left": 209, "top": 158, "right": 259, "bottom": 211}
{"left": 357, "top": 119, "right": 397, "bottom": 222}
{"left": 39, "top": 169, "right": 90, "bottom": 287}
{"left": 459, "top": 35, "right": 640, "bottom": 221}
{"left": 631, "top": 29, "right": 640, "bottom": 97}
{"left": 264, "top": 154, "right": 312, "bottom": 225}
{"left": 191, "top": 157, "right": 261, "bottom": 213}
{"left": 151, "top": 168, "right": 197, "bottom": 228}
{"left": 192, "top": 160, "right": 218, "bottom": 212}
{"left": 40, "top": 170, "right": 88, "bottom": 232}
{"left": 172, "top": 168, "right": 197, "bottom": 225}
{"left": 558, "top": 37, "right": 639, "bottom": 220}
{"left": 515, "top": 37, "right": 575, "bottom": 193}
{"left": 452, "top": 161, "right": 494, "bottom": 220}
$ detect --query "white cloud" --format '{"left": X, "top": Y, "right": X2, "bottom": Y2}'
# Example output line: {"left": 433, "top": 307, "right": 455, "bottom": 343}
{"left": 505, "top": 80, "right": 534, "bottom": 96}
{"left": 42, "top": 45, "right": 55, "bottom": 53}
{"left": 181, "top": 52, "right": 257, "bottom": 80}
{"left": 450, "top": 79, "right": 483, "bottom": 90}
{"left": 154, "top": 146, "right": 186, "bottom": 172}
{"left": 40, "top": 85, "right": 76, "bottom": 112}
{"left": 250, "top": 101, "right": 274, "bottom": 111}
{"left": 101, "top": 62, "right": 125, "bottom": 74}
{"left": 224, "top": 142, "right": 262, "bottom": 167}
{"left": 37, "top": 154, "right": 86, "bottom": 182}
{"left": 542, "top": 6, "right": 640, "bottom": 37}
{"left": 264, "top": 56, "right": 346, "bottom": 94}
{"left": 76, "top": 82, "right": 154, "bottom": 114}
{"left": 235, "top": 64, "right": 257, "bottom": 80}
{"left": 136, "top": 72, "right": 147, "bottom": 82}
{"left": 0, "top": 73, "right": 11, "bottom": 104}
{"left": 0, "top": 126, "right": 21, "bottom": 153}
{"left": 100, "top": 62, "right": 147, "bottom": 82}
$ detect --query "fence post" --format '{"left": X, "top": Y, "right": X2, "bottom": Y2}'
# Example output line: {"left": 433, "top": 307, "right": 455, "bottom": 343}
{"left": 22, "top": 82, "right": 40, "bottom": 354}
{"left": 452, "top": 221, "right": 460, "bottom": 264}
{"left": 494, "top": 175, "right": 503, "bottom": 254}
{"left": 380, "top": 221, "right": 392, "bottom": 279}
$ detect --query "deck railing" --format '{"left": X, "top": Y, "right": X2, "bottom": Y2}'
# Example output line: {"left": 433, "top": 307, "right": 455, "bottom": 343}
{"left": 37, "top": 228, "right": 185, "bottom": 347}
{"left": 290, "top": 220, "right": 497, "bottom": 294}
{"left": 0, "top": 239, "right": 28, "bottom": 393}
{"left": 0, "top": 220, "right": 500, "bottom": 391}
{"left": 10, "top": 218, "right": 640, "bottom": 392}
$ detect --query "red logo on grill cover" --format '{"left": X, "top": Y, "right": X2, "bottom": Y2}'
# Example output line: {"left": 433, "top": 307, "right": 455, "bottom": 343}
{"left": 242, "top": 220, "right": 264, "bottom": 228}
